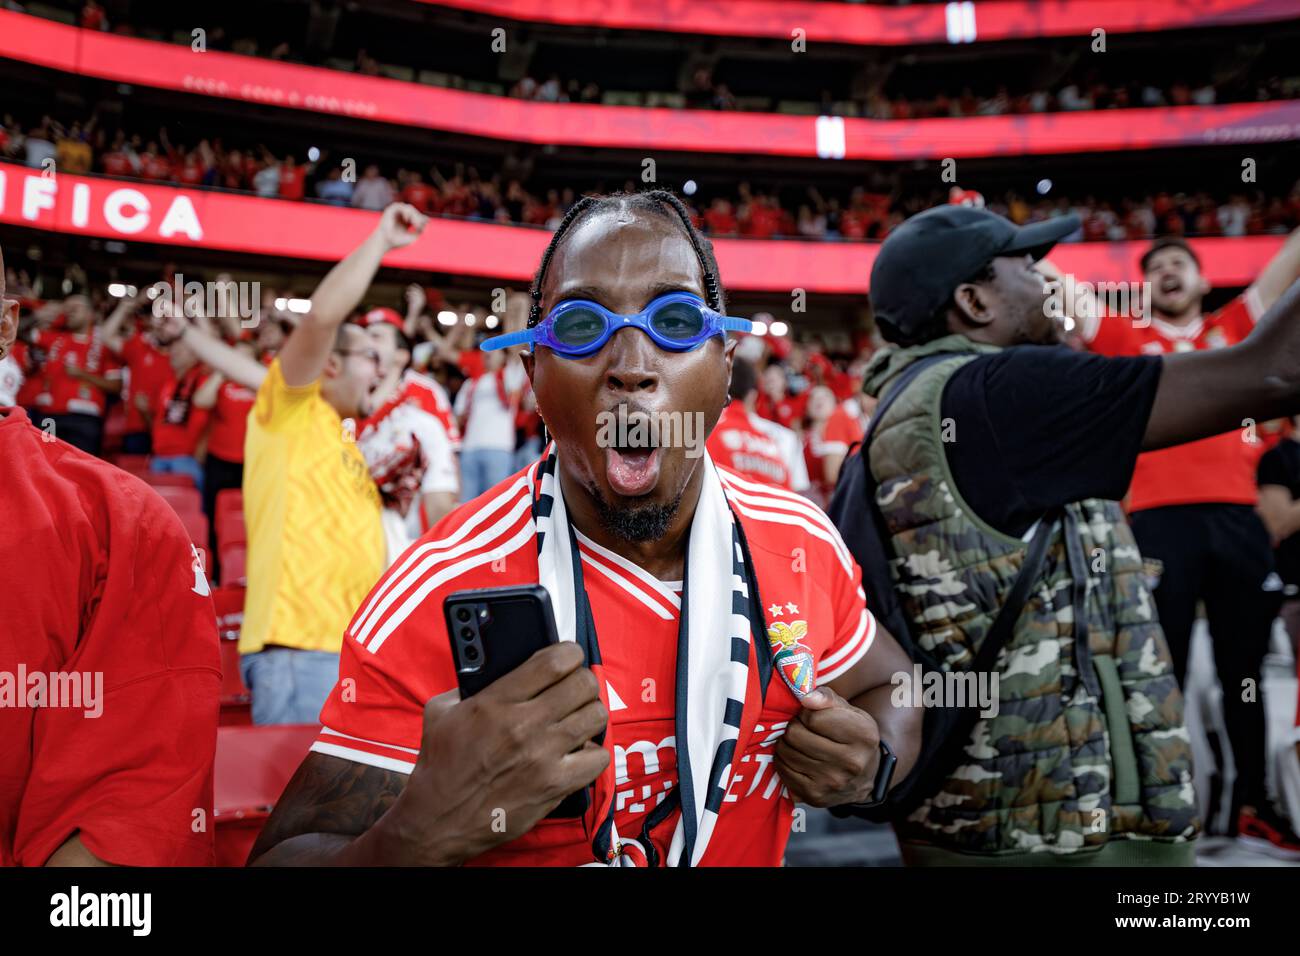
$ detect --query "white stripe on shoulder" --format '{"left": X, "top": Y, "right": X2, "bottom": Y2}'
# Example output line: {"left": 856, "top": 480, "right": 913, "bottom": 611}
{"left": 574, "top": 528, "right": 681, "bottom": 609}
{"left": 723, "top": 490, "right": 853, "bottom": 575}
{"left": 352, "top": 471, "right": 532, "bottom": 634}
{"left": 351, "top": 479, "right": 533, "bottom": 644}
{"left": 366, "top": 518, "right": 537, "bottom": 653}
{"left": 718, "top": 469, "right": 851, "bottom": 558}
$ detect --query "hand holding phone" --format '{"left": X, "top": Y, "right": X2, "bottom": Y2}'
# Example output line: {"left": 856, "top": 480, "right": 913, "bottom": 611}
{"left": 385, "top": 640, "right": 609, "bottom": 865}
{"left": 443, "top": 586, "right": 602, "bottom": 819}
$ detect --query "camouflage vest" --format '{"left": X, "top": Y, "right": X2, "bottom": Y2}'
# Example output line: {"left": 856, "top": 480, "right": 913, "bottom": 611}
{"left": 863, "top": 335, "right": 1198, "bottom": 865}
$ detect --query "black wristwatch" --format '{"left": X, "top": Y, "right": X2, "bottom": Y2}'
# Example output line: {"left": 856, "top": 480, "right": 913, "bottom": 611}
{"left": 849, "top": 739, "right": 897, "bottom": 809}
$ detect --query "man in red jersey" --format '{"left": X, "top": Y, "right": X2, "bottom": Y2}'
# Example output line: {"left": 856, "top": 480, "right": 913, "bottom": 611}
{"left": 145, "top": 333, "right": 217, "bottom": 491}
{"left": 707, "top": 356, "right": 807, "bottom": 492}
{"left": 102, "top": 290, "right": 171, "bottom": 455}
{"left": 251, "top": 191, "right": 920, "bottom": 867}
{"left": 0, "top": 245, "right": 221, "bottom": 866}
{"left": 1074, "top": 230, "right": 1300, "bottom": 854}
{"left": 22, "top": 294, "right": 122, "bottom": 455}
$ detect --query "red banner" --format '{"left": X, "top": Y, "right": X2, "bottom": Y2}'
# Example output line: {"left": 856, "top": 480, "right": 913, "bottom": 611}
{"left": 0, "top": 163, "right": 1282, "bottom": 293}
{"left": 421, "top": 0, "right": 1300, "bottom": 46}
{"left": 2, "top": 12, "right": 1298, "bottom": 160}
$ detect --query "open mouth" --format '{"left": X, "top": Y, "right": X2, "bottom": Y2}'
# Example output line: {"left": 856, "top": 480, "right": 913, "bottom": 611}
{"left": 605, "top": 410, "right": 663, "bottom": 496}
{"left": 606, "top": 443, "right": 661, "bottom": 497}
{"left": 1159, "top": 276, "right": 1183, "bottom": 294}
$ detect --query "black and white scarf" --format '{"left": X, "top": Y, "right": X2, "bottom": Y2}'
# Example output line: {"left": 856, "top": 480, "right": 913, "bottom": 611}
{"left": 531, "top": 446, "right": 771, "bottom": 866}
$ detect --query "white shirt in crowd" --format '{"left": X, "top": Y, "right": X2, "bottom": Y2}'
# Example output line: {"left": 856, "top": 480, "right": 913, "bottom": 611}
{"left": 751, "top": 414, "right": 810, "bottom": 494}
{"left": 352, "top": 176, "right": 395, "bottom": 211}
{"left": 0, "top": 355, "right": 23, "bottom": 407}
{"left": 454, "top": 361, "right": 526, "bottom": 452}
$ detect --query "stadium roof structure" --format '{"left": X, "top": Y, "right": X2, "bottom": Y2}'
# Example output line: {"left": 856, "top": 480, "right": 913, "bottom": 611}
{"left": 419, "top": 0, "right": 1300, "bottom": 46}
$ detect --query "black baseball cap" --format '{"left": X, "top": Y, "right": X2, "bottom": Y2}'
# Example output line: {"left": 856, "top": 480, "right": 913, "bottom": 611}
{"left": 870, "top": 205, "right": 1080, "bottom": 341}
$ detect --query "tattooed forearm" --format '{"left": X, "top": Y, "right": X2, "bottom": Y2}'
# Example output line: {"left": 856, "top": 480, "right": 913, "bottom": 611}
{"left": 248, "top": 753, "right": 409, "bottom": 866}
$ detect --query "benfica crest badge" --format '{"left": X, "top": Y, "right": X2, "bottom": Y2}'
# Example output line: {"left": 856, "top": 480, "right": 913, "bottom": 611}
{"left": 767, "top": 620, "right": 815, "bottom": 699}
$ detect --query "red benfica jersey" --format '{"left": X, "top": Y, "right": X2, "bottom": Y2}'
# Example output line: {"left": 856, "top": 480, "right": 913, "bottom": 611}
{"left": 0, "top": 407, "right": 221, "bottom": 866}
{"left": 117, "top": 332, "right": 171, "bottom": 433}
{"left": 805, "top": 405, "right": 864, "bottom": 496}
{"left": 707, "top": 400, "right": 794, "bottom": 489}
{"left": 313, "top": 460, "right": 875, "bottom": 866}
{"left": 1085, "top": 293, "right": 1265, "bottom": 511}
{"left": 207, "top": 378, "right": 257, "bottom": 463}
{"left": 151, "top": 366, "right": 211, "bottom": 458}
{"left": 30, "top": 329, "right": 122, "bottom": 417}
{"left": 10, "top": 342, "right": 41, "bottom": 408}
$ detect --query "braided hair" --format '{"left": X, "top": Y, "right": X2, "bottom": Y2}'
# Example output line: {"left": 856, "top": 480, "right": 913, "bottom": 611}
{"left": 527, "top": 189, "right": 725, "bottom": 328}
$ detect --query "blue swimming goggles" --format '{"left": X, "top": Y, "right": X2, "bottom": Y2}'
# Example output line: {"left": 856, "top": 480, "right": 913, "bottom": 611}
{"left": 479, "top": 291, "right": 753, "bottom": 357}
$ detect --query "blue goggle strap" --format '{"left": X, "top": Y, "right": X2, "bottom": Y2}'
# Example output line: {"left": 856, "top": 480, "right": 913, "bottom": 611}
{"left": 480, "top": 328, "right": 535, "bottom": 352}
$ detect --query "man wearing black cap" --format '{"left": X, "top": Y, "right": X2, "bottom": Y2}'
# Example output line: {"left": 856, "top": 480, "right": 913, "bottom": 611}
{"left": 831, "top": 204, "right": 1300, "bottom": 866}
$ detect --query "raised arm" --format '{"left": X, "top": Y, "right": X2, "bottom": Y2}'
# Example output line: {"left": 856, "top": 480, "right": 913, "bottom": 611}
{"left": 192, "top": 370, "right": 224, "bottom": 410}
{"left": 403, "top": 282, "right": 427, "bottom": 340}
{"left": 1145, "top": 278, "right": 1300, "bottom": 450}
{"left": 278, "top": 203, "right": 428, "bottom": 387}
{"left": 99, "top": 291, "right": 144, "bottom": 354}
{"left": 160, "top": 314, "right": 269, "bottom": 391}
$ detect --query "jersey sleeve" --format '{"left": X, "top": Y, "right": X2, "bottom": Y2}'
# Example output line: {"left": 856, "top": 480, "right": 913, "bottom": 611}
{"left": 814, "top": 521, "right": 876, "bottom": 687}
{"left": 313, "top": 545, "right": 462, "bottom": 774}
{"left": 252, "top": 357, "right": 320, "bottom": 432}
{"left": 13, "top": 479, "right": 221, "bottom": 866}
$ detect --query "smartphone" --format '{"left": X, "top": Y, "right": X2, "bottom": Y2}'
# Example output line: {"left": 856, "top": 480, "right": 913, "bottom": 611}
{"left": 442, "top": 584, "right": 590, "bottom": 819}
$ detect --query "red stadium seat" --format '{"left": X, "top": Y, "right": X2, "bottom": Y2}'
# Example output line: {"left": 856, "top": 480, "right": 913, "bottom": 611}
{"left": 151, "top": 483, "right": 202, "bottom": 515}
{"left": 212, "top": 585, "right": 251, "bottom": 725}
{"left": 216, "top": 509, "right": 247, "bottom": 551}
{"left": 215, "top": 488, "right": 243, "bottom": 524}
{"left": 145, "top": 471, "right": 197, "bottom": 489}
{"left": 212, "top": 585, "right": 245, "bottom": 637}
{"left": 110, "top": 453, "right": 151, "bottom": 473}
{"left": 102, "top": 402, "right": 127, "bottom": 454}
{"left": 220, "top": 544, "right": 247, "bottom": 587}
{"left": 213, "top": 724, "right": 318, "bottom": 866}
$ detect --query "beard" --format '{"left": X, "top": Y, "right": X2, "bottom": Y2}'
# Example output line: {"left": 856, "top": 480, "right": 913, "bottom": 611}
{"left": 585, "top": 479, "right": 685, "bottom": 543}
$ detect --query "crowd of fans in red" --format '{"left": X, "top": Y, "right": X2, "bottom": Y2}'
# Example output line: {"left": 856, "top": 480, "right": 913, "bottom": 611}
{"left": 5, "top": 112, "right": 1300, "bottom": 245}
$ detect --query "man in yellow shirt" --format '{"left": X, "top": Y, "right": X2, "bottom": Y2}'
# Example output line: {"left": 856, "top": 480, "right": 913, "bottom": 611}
{"left": 236, "top": 203, "right": 429, "bottom": 724}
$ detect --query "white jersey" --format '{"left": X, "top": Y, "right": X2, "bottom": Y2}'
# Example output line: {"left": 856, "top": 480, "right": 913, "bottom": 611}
{"left": 753, "top": 414, "right": 810, "bottom": 494}
{"left": 358, "top": 371, "right": 460, "bottom": 558}
{"left": 0, "top": 355, "right": 24, "bottom": 407}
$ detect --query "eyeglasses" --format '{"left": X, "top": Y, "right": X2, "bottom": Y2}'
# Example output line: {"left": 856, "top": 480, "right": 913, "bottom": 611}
{"left": 335, "top": 348, "right": 381, "bottom": 365}
{"left": 479, "top": 291, "right": 752, "bottom": 358}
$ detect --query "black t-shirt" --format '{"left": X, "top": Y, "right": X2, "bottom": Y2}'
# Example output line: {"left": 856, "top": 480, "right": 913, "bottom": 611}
{"left": 938, "top": 346, "right": 1162, "bottom": 538}
{"left": 1257, "top": 439, "right": 1300, "bottom": 588}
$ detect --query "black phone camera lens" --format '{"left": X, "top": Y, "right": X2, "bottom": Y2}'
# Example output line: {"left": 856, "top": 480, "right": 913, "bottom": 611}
{"left": 460, "top": 626, "right": 475, "bottom": 640}
{"left": 464, "top": 646, "right": 479, "bottom": 662}
{"left": 455, "top": 607, "right": 471, "bottom": 623}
